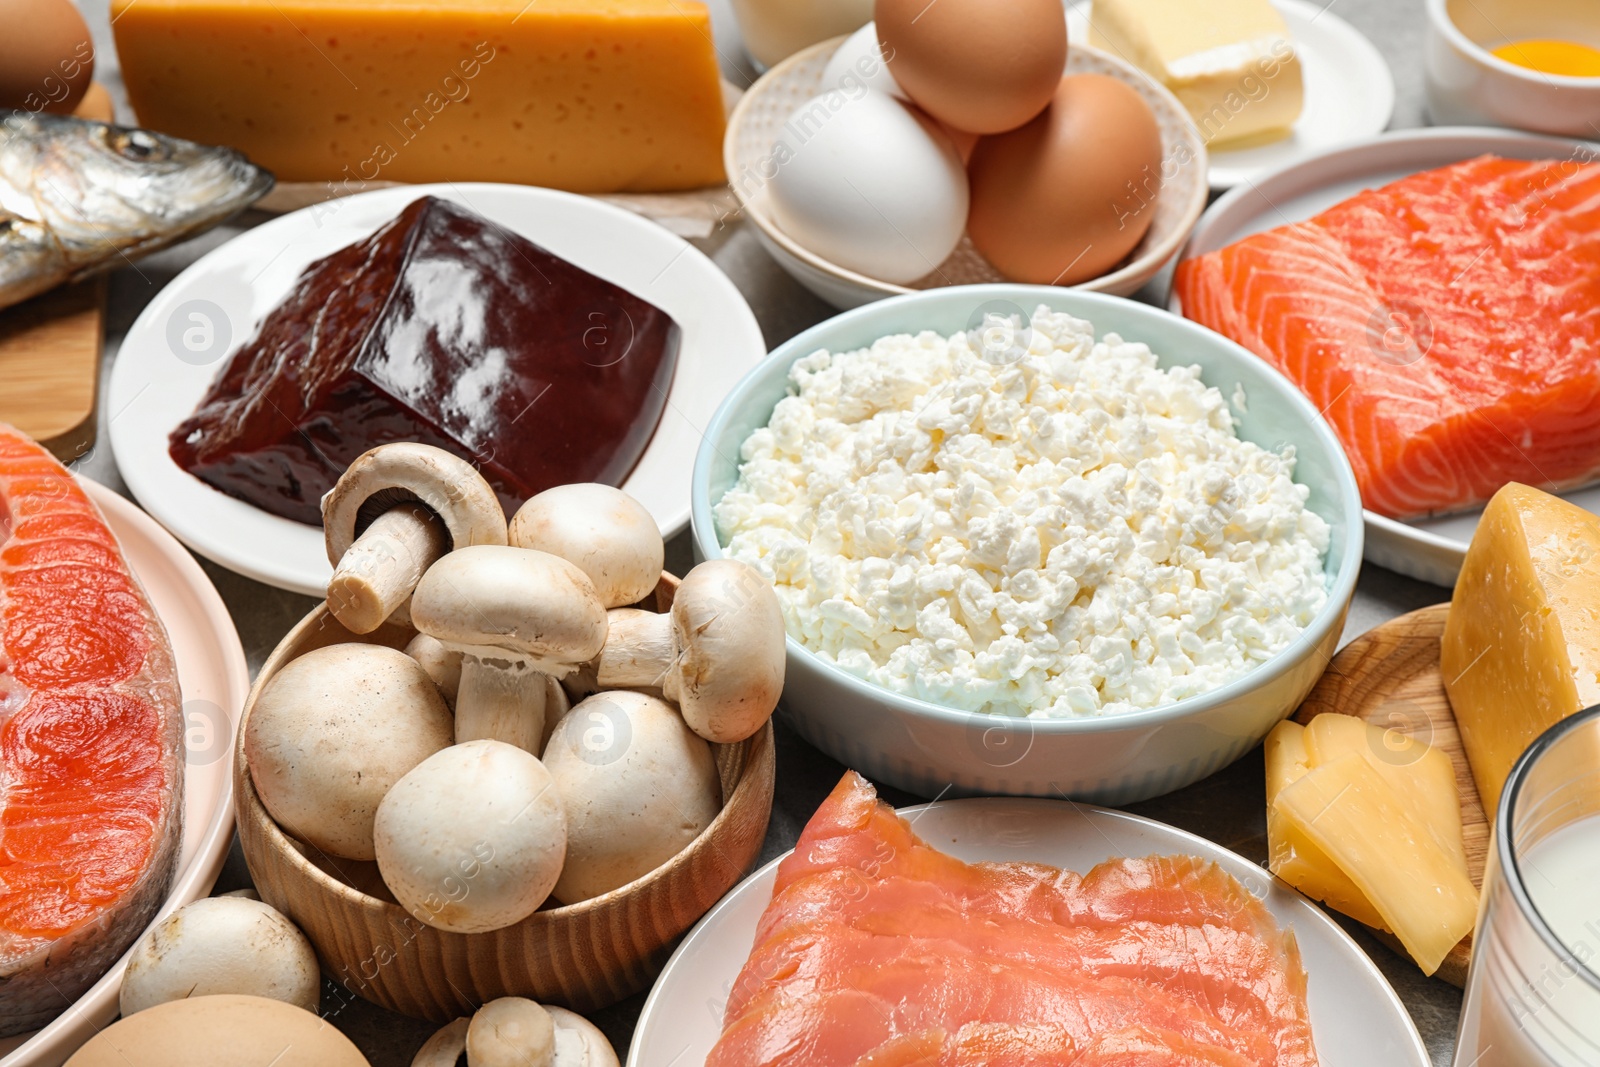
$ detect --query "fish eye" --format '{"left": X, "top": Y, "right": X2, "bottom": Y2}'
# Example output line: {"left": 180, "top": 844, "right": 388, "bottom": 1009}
{"left": 105, "top": 128, "right": 170, "bottom": 163}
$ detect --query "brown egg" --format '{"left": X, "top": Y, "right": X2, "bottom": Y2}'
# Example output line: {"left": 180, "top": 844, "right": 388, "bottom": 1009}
{"left": 65, "top": 995, "right": 371, "bottom": 1067}
{"left": 967, "top": 74, "right": 1164, "bottom": 286}
{"left": 0, "top": 0, "right": 95, "bottom": 114}
{"left": 877, "top": 0, "right": 1066, "bottom": 135}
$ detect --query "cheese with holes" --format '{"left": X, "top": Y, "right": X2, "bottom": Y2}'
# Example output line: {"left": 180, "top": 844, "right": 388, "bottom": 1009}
{"left": 1442, "top": 482, "right": 1600, "bottom": 819}
{"left": 1275, "top": 750, "right": 1477, "bottom": 975}
{"left": 1088, "top": 0, "right": 1302, "bottom": 146}
{"left": 109, "top": 0, "right": 727, "bottom": 192}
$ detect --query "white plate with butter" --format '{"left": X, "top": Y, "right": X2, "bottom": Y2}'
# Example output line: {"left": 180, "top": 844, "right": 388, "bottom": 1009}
{"left": 107, "top": 183, "right": 766, "bottom": 596}
{"left": 630, "top": 796, "right": 1430, "bottom": 1067}
{"left": 1068, "top": 0, "right": 1396, "bottom": 190}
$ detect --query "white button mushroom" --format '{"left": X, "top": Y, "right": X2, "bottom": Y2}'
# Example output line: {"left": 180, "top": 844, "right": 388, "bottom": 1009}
{"left": 508, "top": 484, "right": 664, "bottom": 609}
{"left": 323, "top": 443, "right": 508, "bottom": 635}
{"left": 543, "top": 691, "right": 721, "bottom": 905}
{"left": 374, "top": 739, "right": 567, "bottom": 933}
{"left": 456, "top": 999, "right": 620, "bottom": 1067}
{"left": 411, "top": 1017, "right": 469, "bottom": 1067}
{"left": 405, "top": 633, "right": 463, "bottom": 709}
{"left": 591, "top": 559, "right": 786, "bottom": 744}
{"left": 120, "top": 897, "right": 321, "bottom": 1017}
{"left": 410, "top": 546, "right": 607, "bottom": 754}
{"left": 245, "top": 643, "right": 454, "bottom": 861}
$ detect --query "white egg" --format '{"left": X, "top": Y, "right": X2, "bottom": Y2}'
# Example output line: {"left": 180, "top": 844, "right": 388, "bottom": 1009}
{"left": 819, "top": 22, "right": 905, "bottom": 99}
{"left": 766, "top": 90, "right": 968, "bottom": 284}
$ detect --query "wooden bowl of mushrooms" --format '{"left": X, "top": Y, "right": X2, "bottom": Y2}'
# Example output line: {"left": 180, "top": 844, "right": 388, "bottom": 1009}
{"left": 234, "top": 447, "right": 782, "bottom": 1020}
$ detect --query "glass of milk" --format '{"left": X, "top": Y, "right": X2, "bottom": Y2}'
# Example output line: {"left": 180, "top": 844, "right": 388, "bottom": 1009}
{"left": 1454, "top": 704, "right": 1600, "bottom": 1067}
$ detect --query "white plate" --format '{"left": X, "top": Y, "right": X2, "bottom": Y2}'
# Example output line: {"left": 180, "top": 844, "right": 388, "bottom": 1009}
{"left": 1171, "top": 128, "right": 1600, "bottom": 587}
{"left": 1067, "top": 0, "right": 1396, "bottom": 190}
{"left": 1, "top": 478, "right": 250, "bottom": 1067}
{"left": 107, "top": 183, "right": 766, "bottom": 596}
{"left": 630, "top": 796, "right": 1428, "bottom": 1067}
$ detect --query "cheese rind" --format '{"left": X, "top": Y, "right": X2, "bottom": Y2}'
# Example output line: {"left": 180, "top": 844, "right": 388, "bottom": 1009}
{"left": 1442, "top": 482, "right": 1600, "bottom": 819}
{"left": 110, "top": 0, "right": 727, "bottom": 192}
{"left": 1088, "top": 0, "right": 1303, "bottom": 146}
{"left": 1275, "top": 752, "right": 1477, "bottom": 975}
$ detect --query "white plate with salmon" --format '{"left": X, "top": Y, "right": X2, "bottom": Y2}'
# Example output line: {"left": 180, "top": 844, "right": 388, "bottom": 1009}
{"left": 631, "top": 773, "right": 1428, "bottom": 1067}
{"left": 1171, "top": 128, "right": 1600, "bottom": 587}
{"left": 0, "top": 427, "right": 250, "bottom": 1066}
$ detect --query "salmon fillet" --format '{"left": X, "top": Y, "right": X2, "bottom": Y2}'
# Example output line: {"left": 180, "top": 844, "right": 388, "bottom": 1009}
{"left": 0, "top": 426, "right": 184, "bottom": 1035}
{"left": 707, "top": 772, "right": 1317, "bottom": 1067}
{"left": 1174, "top": 155, "right": 1600, "bottom": 519}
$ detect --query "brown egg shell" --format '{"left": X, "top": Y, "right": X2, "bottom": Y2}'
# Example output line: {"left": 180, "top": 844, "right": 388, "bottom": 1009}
{"left": 966, "top": 73, "right": 1165, "bottom": 286}
{"left": 64, "top": 995, "right": 370, "bottom": 1067}
{"left": 0, "top": 0, "right": 94, "bottom": 113}
{"left": 877, "top": 0, "right": 1067, "bottom": 136}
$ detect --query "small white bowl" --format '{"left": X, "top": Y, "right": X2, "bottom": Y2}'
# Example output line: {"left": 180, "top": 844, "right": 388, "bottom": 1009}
{"left": 691, "top": 286, "right": 1363, "bottom": 805}
{"left": 723, "top": 39, "right": 1209, "bottom": 310}
{"left": 1425, "top": 0, "right": 1600, "bottom": 135}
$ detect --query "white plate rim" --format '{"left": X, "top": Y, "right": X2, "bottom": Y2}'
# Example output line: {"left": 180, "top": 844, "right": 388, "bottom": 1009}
{"left": 107, "top": 182, "right": 766, "bottom": 596}
{"left": 1067, "top": 0, "right": 1397, "bottom": 191}
{"left": 1170, "top": 126, "right": 1600, "bottom": 586}
{"left": 628, "top": 795, "right": 1429, "bottom": 1067}
{"left": 0, "top": 477, "right": 251, "bottom": 1067}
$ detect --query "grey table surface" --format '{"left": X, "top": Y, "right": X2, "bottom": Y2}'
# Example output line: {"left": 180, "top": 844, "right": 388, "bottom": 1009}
{"left": 64, "top": 0, "right": 1459, "bottom": 1063}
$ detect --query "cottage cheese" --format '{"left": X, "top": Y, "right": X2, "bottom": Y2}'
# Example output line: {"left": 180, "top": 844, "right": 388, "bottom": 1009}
{"left": 713, "top": 307, "right": 1330, "bottom": 719}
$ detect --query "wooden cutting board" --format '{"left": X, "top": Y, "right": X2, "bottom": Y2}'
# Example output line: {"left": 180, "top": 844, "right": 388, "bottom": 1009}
{"left": 1292, "top": 602, "right": 1483, "bottom": 988}
{"left": 0, "top": 84, "right": 116, "bottom": 462}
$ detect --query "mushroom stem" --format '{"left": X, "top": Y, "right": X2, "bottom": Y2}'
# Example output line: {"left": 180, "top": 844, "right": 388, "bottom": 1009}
{"left": 327, "top": 505, "right": 448, "bottom": 634}
{"left": 592, "top": 609, "right": 678, "bottom": 691}
{"left": 455, "top": 658, "right": 551, "bottom": 754}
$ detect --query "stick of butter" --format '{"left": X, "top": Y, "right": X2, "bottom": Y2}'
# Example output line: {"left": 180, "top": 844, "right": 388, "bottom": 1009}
{"left": 1088, "top": 0, "right": 1303, "bottom": 146}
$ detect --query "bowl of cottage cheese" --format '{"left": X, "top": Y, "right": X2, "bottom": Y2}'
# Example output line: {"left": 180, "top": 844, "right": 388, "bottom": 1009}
{"left": 692, "top": 286, "right": 1362, "bottom": 804}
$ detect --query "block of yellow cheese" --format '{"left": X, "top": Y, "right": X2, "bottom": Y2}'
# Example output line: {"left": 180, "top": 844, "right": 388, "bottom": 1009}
{"left": 1275, "top": 752, "right": 1478, "bottom": 975}
{"left": 110, "top": 0, "right": 727, "bottom": 192}
{"left": 1442, "top": 482, "right": 1600, "bottom": 819}
{"left": 1089, "top": 0, "right": 1303, "bottom": 146}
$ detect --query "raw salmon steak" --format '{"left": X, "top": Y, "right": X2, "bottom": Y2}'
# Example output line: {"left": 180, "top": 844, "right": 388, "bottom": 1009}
{"left": 1174, "top": 155, "right": 1600, "bottom": 519}
{"left": 0, "top": 426, "right": 184, "bottom": 1035}
{"left": 708, "top": 772, "right": 1317, "bottom": 1067}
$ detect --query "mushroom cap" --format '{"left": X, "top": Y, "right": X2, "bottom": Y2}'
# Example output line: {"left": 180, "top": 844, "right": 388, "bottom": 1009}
{"left": 322, "top": 443, "right": 506, "bottom": 566}
{"left": 466, "top": 998, "right": 554, "bottom": 1067}
{"left": 410, "top": 546, "right": 608, "bottom": 674}
{"left": 667, "top": 559, "right": 787, "bottom": 744}
{"left": 544, "top": 691, "right": 721, "bottom": 904}
{"left": 508, "top": 484, "right": 664, "bottom": 609}
{"left": 411, "top": 1018, "right": 469, "bottom": 1067}
{"left": 119, "top": 897, "right": 320, "bottom": 1017}
{"left": 373, "top": 740, "right": 567, "bottom": 933}
{"left": 547, "top": 1006, "right": 621, "bottom": 1067}
{"left": 245, "top": 643, "right": 454, "bottom": 861}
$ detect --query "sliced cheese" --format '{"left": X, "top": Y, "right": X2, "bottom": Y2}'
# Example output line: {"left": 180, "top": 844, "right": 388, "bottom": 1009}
{"left": 110, "top": 0, "right": 727, "bottom": 192}
{"left": 1263, "top": 721, "right": 1387, "bottom": 931}
{"left": 1276, "top": 753, "right": 1478, "bottom": 975}
{"left": 1302, "top": 714, "right": 1467, "bottom": 871}
{"left": 1089, "top": 0, "right": 1303, "bottom": 146}
{"left": 1442, "top": 482, "right": 1600, "bottom": 819}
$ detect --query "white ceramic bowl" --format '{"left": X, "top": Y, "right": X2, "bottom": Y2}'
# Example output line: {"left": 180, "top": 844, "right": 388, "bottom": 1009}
{"left": 723, "top": 39, "right": 1209, "bottom": 310}
{"left": 690, "top": 286, "right": 1363, "bottom": 805}
{"left": 1425, "top": 0, "right": 1600, "bottom": 135}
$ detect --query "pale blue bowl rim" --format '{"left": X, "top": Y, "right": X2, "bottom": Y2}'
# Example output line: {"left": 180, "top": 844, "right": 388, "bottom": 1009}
{"left": 690, "top": 285, "right": 1364, "bottom": 735}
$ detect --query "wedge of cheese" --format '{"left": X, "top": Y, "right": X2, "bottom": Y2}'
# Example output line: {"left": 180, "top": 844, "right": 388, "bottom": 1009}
{"left": 110, "top": 0, "right": 727, "bottom": 192}
{"left": 1275, "top": 752, "right": 1478, "bottom": 975}
{"left": 1442, "top": 482, "right": 1600, "bottom": 819}
{"left": 1089, "top": 0, "right": 1303, "bottom": 146}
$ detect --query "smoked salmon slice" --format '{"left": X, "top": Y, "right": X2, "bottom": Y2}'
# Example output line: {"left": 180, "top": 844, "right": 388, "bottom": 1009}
{"left": 0, "top": 426, "right": 183, "bottom": 1035}
{"left": 707, "top": 773, "right": 1317, "bottom": 1067}
{"left": 1174, "top": 155, "right": 1600, "bottom": 519}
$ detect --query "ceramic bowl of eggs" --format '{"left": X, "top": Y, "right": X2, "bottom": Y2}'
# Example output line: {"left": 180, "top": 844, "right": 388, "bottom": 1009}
{"left": 723, "top": 0, "right": 1209, "bottom": 309}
